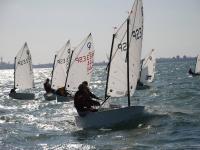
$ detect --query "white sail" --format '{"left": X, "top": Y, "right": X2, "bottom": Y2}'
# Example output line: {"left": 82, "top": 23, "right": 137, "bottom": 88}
{"left": 107, "top": 21, "right": 128, "bottom": 97}
{"left": 106, "top": 0, "right": 143, "bottom": 97}
{"left": 128, "top": 0, "right": 144, "bottom": 96}
{"left": 15, "top": 42, "right": 34, "bottom": 90}
{"left": 51, "top": 40, "right": 71, "bottom": 90}
{"left": 66, "top": 33, "right": 95, "bottom": 92}
{"left": 195, "top": 54, "right": 200, "bottom": 74}
{"left": 140, "top": 49, "right": 156, "bottom": 84}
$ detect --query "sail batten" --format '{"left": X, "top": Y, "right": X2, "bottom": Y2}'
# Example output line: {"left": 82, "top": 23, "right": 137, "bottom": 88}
{"left": 15, "top": 43, "right": 34, "bottom": 90}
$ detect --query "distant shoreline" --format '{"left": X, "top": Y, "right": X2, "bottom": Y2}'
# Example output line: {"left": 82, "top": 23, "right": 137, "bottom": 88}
{"left": 0, "top": 61, "right": 108, "bottom": 70}
{"left": 0, "top": 57, "right": 196, "bottom": 70}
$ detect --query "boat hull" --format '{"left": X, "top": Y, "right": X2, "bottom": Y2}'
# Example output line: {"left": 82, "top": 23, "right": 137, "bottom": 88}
{"left": 9, "top": 92, "right": 35, "bottom": 100}
{"left": 56, "top": 95, "right": 72, "bottom": 102}
{"left": 75, "top": 106, "right": 145, "bottom": 129}
{"left": 44, "top": 93, "right": 56, "bottom": 101}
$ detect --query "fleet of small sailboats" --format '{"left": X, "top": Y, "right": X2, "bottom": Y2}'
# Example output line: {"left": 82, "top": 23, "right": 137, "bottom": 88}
{"left": 7, "top": 0, "right": 198, "bottom": 130}
{"left": 9, "top": 42, "right": 35, "bottom": 100}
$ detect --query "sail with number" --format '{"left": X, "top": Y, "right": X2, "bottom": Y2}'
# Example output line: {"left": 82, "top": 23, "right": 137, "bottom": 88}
{"left": 140, "top": 49, "right": 156, "bottom": 84}
{"left": 51, "top": 40, "right": 71, "bottom": 90}
{"left": 15, "top": 42, "right": 34, "bottom": 90}
{"left": 106, "top": 21, "right": 128, "bottom": 97}
{"left": 66, "top": 33, "right": 95, "bottom": 92}
{"left": 106, "top": 0, "right": 143, "bottom": 98}
{"left": 128, "top": 0, "right": 143, "bottom": 96}
{"left": 195, "top": 54, "right": 200, "bottom": 74}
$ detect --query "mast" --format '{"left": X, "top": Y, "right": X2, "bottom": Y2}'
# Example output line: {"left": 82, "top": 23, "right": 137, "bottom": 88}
{"left": 14, "top": 57, "right": 16, "bottom": 89}
{"left": 64, "top": 50, "right": 74, "bottom": 89}
{"left": 104, "top": 34, "right": 115, "bottom": 100}
{"left": 127, "top": 18, "right": 131, "bottom": 107}
{"left": 50, "top": 54, "right": 57, "bottom": 87}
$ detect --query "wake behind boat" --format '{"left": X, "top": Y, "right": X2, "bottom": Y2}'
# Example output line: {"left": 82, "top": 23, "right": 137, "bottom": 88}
{"left": 75, "top": 0, "right": 144, "bottom": 129}
{"left": 9, "top": 42, "right": 35, "bottom": 100}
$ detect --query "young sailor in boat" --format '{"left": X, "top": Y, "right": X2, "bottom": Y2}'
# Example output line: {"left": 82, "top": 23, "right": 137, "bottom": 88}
{"left": 188, "top": 68, "right": 200, "bottom": 76}
{"left": 74, "top": 81, "right": 100, "bottom": 117}
{"left": 44, "top": 78, "right": 55, "bottom": 93}
{"left": 9, "top": 88, "right": 16, "bottom": 94}
{"left": 82, "top": 81, "right": 100, "bottom": 100}
{"left": 56, "top": 87, "right": 69, "bottom": 96}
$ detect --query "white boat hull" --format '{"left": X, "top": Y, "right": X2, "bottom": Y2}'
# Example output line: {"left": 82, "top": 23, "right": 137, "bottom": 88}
{"left": 44, "top": 93, "right": 56, "bottom": 101}
{"left": 75, "top": 106, "right": 145, "bottom": 129}
{"left": 9, "top": 92, "right": 35, "bottom": 100}
{"left": 56, "top": 95, "right": 72, "bottom": 102}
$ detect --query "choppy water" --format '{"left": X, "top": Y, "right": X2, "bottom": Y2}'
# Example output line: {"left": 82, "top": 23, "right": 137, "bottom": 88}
{"left": 0, "top": 60, "right": 200, "bottom": 149}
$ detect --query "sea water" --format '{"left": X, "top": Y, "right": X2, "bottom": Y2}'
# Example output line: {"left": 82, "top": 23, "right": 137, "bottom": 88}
{"left": 0, "top": 59, "right": 200, "bottom": 149}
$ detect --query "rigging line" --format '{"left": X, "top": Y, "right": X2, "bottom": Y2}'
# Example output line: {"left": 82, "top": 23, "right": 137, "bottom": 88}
{"left": 127, "top": 18, "right": 131, "bottom": 107}
{"left": 104, "top": 34, "right": 115, "bottom": 100}
{"left": 65, "top": 50, "right": 74, "bottom": 90}
{"left": 50, "top": 54, "right": 57, "bottom": 86}
{"left": 99, "top": 96, "right": 110, "bottom": 108}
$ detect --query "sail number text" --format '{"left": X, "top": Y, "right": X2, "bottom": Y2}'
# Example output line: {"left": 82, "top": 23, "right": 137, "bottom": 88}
{"left": 75, "top": 51, "right": 94, "bottom": 64}
{"left": 75, "top": 51, "right": 94, "bottom": 74}
{"left": 17, "top": 57, "right": 31, "bottom": 66}
{"left": 118, "top": 27, "right": 143, "bottom": 52}
{"left": 132, "top": 27, "right": 143, "bottom": 40}
{"left": 57, "top": 58, "right": 69, "bottom": 64}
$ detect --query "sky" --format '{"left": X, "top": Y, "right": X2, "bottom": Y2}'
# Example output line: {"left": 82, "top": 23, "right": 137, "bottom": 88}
{"left": 0, "top": 0, "right": 200, "bottom": 64}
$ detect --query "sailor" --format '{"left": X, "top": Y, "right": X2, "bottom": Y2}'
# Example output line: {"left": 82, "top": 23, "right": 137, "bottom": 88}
{"left": 56, "top": 87, "right": 69, "bottom": 96}
{"left": 188, "top": 68, "right": 195, "bottom": 75}
{"left": 9, "top": 88, "right": 16, "bottom": 94}
{"left": 74, "top": 81, "right": 100, "bottom": 116}
{"left": 44, "top": 78, "right": 54, "bottom": 93}
{"left": 82, "top": 81, "right": 100, "bottom": 100}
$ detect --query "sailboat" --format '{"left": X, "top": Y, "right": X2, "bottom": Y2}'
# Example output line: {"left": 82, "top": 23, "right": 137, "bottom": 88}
{"left": 57, "top": 33, "right": 95, "bottom": 102}
{"left": 75, "top": 0, "right": 144, "bottom": 129}
{"left": 44, "top": 40, "right": 71, "bottom": 101}
{"left": 9, "top": 42, "right": 35, "bottom": 100}
{"left": 188, "top": 54, "right": 200, "bottom": 76}
{"left": 194, "top": 54, "right": 200, "bottom": 75}
{"left": 137, "top": 49, "right": 156, "bottom": 89}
